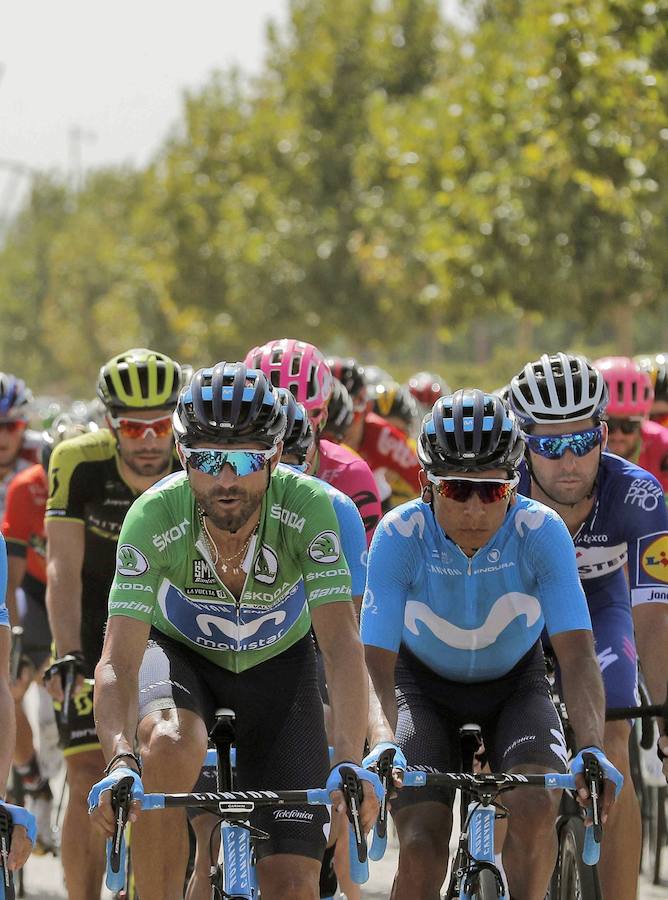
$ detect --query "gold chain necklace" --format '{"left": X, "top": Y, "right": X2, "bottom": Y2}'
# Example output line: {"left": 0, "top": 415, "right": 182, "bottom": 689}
{"left": 197, "top": 505, "right": 256, "bottom": 574}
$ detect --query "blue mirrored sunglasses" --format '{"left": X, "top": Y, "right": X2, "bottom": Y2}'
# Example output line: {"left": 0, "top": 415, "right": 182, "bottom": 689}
{"left": 524, "top": 427, "right": 603, "bottom": 460}
{"left": 182, "top": 446, "right": 277, "bottom": 477}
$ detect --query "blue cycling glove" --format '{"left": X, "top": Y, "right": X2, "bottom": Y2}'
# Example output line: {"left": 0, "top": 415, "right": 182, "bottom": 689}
{"left": 88, "top": 766, "right": 145, "bottom": 813}
{"left": 0, "top": 802, "right": 37, "bottom": 845}
{"left": 571, "top": 746, "right": 624, "bottom": 798}
{"left": 326, "top": 762, "right": 384, "bottom": 803}
{"left": 362, "top": 742, "right": 408, "bottom": 773}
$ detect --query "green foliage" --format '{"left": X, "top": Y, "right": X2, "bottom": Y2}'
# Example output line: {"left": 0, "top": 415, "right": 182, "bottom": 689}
{"left": 1, "top": 0, "right": 667, "bottom": 395}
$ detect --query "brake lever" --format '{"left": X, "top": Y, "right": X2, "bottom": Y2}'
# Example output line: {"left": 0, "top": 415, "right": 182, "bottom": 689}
{"left": 339, "top": 765, "right": 369, "bottom": 884}
{"left": 105, "top": 775, "right": 134, "bottom": 891}
{"left": 369, "top": 747, "right": 395, "bottom": 861}
{"left": 583, "top": 753, "right": 604, "bottom": 843}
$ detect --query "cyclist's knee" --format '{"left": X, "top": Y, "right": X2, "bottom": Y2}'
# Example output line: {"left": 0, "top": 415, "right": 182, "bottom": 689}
{"left": 258, "top": 859, "right": 319, "bottom": 900}
{"left": 506, "top": 788, "right": 558, "bottom": 839}
{"left": 604, "top": 721, "right": 631, "bottom": 774}
{"left": 139, "top": 712, "right": 207, "bottom": 782}
{"left": 395, "top": 808, "right": 451, "bottom": 871}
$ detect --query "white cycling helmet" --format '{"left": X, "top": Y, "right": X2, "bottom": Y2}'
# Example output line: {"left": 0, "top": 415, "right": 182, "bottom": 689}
{"left": 509, "top": 352, "right": 608, "bottom": 428}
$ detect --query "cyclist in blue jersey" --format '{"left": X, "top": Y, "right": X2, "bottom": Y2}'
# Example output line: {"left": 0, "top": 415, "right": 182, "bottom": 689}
{"left": 0, "top": 533, "right": 37, "bottom": 872}
{"left": 510, "top": 353, "right": 668, "bottom": 898}
{"left": 362, "top": 390, "right": 621, "bottom": 900}
{"left": 278, "top": 391, "right": 367, "bottom": 610}
{"left": 278, "top": 390, "right": 368, "bottom": 900}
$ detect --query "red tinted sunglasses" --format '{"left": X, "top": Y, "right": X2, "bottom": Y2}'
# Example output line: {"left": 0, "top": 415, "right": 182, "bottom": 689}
{"left": 109, "top": 414, "right": 173, "bottom": 439}
{"left": 427, "top": 474, "right": 519, "bottom": 504}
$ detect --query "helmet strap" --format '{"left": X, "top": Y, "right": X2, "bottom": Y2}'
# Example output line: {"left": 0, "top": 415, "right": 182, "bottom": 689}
{"left": 418, "top": 469, "right": 433, "bottom": 506}
{"left": 421, "top": 484, "right": 433, "bottom": 505}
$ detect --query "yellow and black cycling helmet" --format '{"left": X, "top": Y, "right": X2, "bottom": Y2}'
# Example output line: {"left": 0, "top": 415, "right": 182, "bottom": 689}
{"left": 96, "top": 348, "right": 182, "bottom": 413}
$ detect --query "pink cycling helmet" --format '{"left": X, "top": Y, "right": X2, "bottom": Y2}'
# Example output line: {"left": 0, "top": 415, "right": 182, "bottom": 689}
{"left": 245, "top": 339, "right": 333, "bottom": 432}
{"left": 594, "top": 356, "right": 653, "bottom": 419}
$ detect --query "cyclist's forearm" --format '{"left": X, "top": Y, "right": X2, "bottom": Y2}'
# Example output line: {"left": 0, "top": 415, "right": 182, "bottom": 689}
{"left": 561, "top": 655, "right": 606, "bottom": 749}
{"left": 5, "top": 558, "right": 25, "bottom": 627}
{"left": 94, "top": 658, "right": 139, "bottom": 764}
{"left": 367, "top": 673, "right": 397, "bottom": 747}
{"left": 46, "top": 567, "right": 83, "bottom": 656}
{"left": 0, "top": 672, "right": 16, "bottom": 794}
{"left": 325, "top": 639, "right": 369, "bottom": 764}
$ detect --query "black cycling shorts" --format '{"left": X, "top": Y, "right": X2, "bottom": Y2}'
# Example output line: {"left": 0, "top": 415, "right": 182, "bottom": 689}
{"left": 391, "top": 641, "right": 568, "bottom": 812}
{"left": 20, "top": 583, "right": 51, "bottom": 669}
{"left": 53, "top": 679, "right": 100, "bottom": 757}
{"left": 137, "top": 629, "right": 330, "bottom": 861}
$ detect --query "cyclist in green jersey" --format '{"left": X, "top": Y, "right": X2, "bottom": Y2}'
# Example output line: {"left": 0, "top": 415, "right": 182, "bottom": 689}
{"left": 89, "top": 363, "right": 379, "bottom": 900}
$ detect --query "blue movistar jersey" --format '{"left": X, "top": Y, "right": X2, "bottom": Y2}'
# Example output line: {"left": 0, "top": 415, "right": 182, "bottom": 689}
{"left": 361, "top": 496, "right": 591, "bottom": 681}
{"left": 280, "top": 464, "right": 367, "bottom": 595}
{"left": 519, "top": 453, "right": 668, "bottom": 609}
{"left": 0, "top": 535, "right": 8, "bottom": 627}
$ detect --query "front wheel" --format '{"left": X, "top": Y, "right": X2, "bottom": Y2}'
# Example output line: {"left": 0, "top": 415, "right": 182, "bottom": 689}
{"left": 469, "top": 866, "right": 502, "bottom": 899}
{"left": 550, "top": 817, "right": 601, "bottom": 900}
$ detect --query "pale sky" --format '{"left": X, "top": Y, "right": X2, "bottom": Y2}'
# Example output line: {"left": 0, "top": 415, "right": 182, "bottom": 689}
{"left": 0, "top": 1, "right": 464, "bottom": 221}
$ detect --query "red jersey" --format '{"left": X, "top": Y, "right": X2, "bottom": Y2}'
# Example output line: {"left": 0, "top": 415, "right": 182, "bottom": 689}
{"left": 2, "top": 463, "right": 47, "bottom": 586}
{"left": 316, "top": 439, "right": 382, "bottom": 545}
{"left": 639, "top": 419, "right": 668, "bottom": 494}
{"left": 357, "top": 412, "right": 421, "bottom": 506}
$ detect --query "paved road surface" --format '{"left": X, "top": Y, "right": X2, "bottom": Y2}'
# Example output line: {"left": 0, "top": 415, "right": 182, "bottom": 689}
{"left": 19, "top": 817, "right": 668, "bottom": 898}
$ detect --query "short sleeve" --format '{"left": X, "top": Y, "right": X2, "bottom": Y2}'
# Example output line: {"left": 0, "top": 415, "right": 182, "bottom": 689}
{"left": 361, "top": 510, "right": 417, "bottom": 652}
{"left": 331, "top": 492, "right": 367, "bottom": 596}
{"left": 617, "top": 472, "right": 668, "bottom": 604}
{"left": 45, "top": 441, "right": 88, "bottom": 523}
{"left": 289, "top": 481, "right": 352, "bottom": 610}
{"left": 529, "top": 515, "right": 592, "bottom": 636}
{"left": 2, "top": 478, "right": 31, "bottom": 555}
{"left": 0, "top": 536, "right": 8, "bottom": 627}
{"left": 107, "top": 494, "right": 167, "bottom": 623}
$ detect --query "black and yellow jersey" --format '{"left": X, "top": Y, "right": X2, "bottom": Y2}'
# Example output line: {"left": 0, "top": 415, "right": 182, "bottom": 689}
{"left": 45, "top": 429, "right": 180, "bottom": 670}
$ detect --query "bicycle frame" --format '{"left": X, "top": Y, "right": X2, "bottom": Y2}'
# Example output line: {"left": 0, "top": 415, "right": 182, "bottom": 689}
{"left": 400, "top": 771, "right": 601, "bottom": 900}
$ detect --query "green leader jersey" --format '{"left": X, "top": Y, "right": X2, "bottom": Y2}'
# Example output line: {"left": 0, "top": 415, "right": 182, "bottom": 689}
{"left": 108, "top": 467, "right": 352, "bottom": 672}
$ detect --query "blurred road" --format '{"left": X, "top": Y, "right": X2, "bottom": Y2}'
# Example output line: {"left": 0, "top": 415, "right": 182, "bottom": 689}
{"left": 20, "top": 814, "right": 667, "bottom": 898}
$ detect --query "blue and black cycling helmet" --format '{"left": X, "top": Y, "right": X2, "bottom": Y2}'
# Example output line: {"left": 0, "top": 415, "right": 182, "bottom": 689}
{"left": 418, "top": 389, "right": 524, "bottom": 474}
{"left": 0, "top": 373, "right": 33, "bottom": 419}
{"left": 279, "top": 390, "right": 314, "bottom": 464}
{"left": 173, "top": 363, "right": 286, "bottom": 448}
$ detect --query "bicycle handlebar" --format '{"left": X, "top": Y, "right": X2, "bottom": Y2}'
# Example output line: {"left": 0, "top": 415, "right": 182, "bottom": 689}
{"left": 605, "top": 700, "right": 668, "bottom": 722}
{"left": 105, "top": 773, "right": 372, "bottom": 889}
{"left": 401, "top": 766, "right": 603, "bottom": 866}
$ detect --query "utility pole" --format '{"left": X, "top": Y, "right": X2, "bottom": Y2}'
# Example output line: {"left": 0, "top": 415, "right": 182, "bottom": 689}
{"left": 68, "top": 125, "right": 97, "bottom": 191}
{"left": 0, "top": 159, "right": 36, "bottom": 239}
